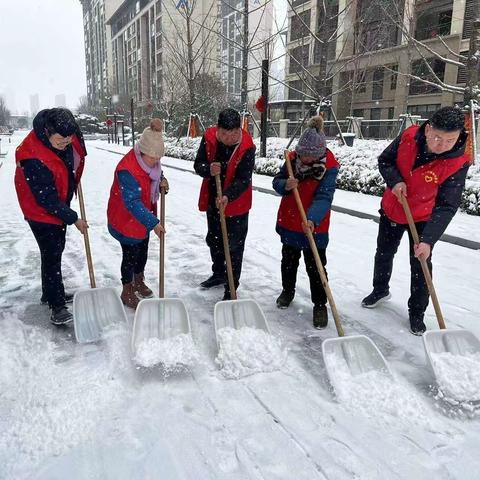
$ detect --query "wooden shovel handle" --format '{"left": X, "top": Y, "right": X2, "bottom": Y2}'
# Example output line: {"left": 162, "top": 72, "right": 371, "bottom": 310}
{"left": 77, "top": 181, "right": 96, "bottom": 289}
{"left": 283, "top": 150, "right": 344, "bottom": 336}
{"left": 159, "top": 187, "right": 166, "bottom": 299}
{"left": 400, "top": 195, "right": 446, "bottom": 329}
{"left": 215, "top": 174, "right": 237, "bottom": 300}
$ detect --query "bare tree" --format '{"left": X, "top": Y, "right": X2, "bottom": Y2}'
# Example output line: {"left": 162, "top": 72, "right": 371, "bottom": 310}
{"left": 0, "top": 97, "right": 11, "bottom": 126}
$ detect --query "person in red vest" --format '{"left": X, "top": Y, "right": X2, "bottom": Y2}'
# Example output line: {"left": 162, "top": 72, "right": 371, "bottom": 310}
{"left": 361, "top": 106, "right": 470, "bottom": 335}
{"left": 273, "top": 116, "right": 339, "bottom": 329}
{"left": 194, "top": 108, "right": 256, "bottom": 300}
{"left": 107, "top": 118, "right": 168, "bottom": 309}
{"left": 15, "top": 108, "right": 88, "bottom": 325}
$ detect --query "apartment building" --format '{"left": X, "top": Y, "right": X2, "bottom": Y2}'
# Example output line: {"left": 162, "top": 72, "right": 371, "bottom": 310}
{"left": 285, "top": 0, "right": 475, "bottom": 121}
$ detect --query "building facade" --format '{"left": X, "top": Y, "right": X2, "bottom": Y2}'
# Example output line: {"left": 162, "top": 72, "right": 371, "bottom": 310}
{"left": 285, "top": 0, "right": 475, "bottom": 121}
{"left": 80, "top": 0, "right": 111, "bottom": 112}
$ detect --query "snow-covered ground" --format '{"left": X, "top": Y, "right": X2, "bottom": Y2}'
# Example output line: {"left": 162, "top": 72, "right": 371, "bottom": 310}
{"left": 1, "top": 131, "right": 480, "bottom": 479}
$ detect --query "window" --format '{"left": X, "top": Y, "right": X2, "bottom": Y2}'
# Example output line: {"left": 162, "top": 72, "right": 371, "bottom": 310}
{"left": 415, "top": 1, "right": 453, "bottom": 40}
{"left": 370, "top": 108, "right": 381, "bottom": 120}
{"left": 290, "top": 10, "right": 311, "bottom": 42}
{"left": 355, "top": 70, "right": 366, "bottom": 93}
{"left": 409, "top": 59, "right": 445, "bottom": 95}
{"left": 390, "top": 65, "right": 398, "bottom": 90}
{"left": 353, "top": 108, "right": 364, "bottom": 118}
{"left": 289, "top": 45, "right": 310, "bottom": 74}
{"left": 372, "top": 68, "right": 384, "bottom": 100}
{"left": 288, "top": 80, "right": 303, "bottom": 100}
{"left": 463, "top": 0, "right": 474, "bottom": 39}
{"left": 407, "top": 104, "right": 441, "bottom": 119}
{"left": 456, "top": 53, "right": 468, "bottom": 84}
{"left": 387, "top": 107, "right": 395, "bottom": 119}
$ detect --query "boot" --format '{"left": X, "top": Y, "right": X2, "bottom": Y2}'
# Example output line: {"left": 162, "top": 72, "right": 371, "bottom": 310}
{"left": 276, "top": 290, "right": 295, "bottom": 309}
{"left": 50, "top": 306, "right": 73, "bottom": 325}
{"left": 200, "top": 274, "right": 225, "bottom": 289}
{"left": 121, "top": 282, "right": 140, "bottom": 309}
{"left": 313, "top": 305, "right": 328, "bottom": 329}
{"left": 409, "top": 314, "right": 426, "bottom": 336}
{"left": 361, "top": 290, "right": 391, "bottom": 308}
{"left": 133, "top": 272, "right": 153, "bottom": 298}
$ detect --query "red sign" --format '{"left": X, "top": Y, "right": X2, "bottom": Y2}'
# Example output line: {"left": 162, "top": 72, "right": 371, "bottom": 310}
{"left": 106, "top": 118, "right": 113, "bottom": 126}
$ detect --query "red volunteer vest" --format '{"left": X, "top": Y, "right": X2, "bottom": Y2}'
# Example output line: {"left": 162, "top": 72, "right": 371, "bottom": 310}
{"left": 107, "top": 149, "right": 156, "bottom": 240}
{"left": 276, "top": 150, "right": 339, "bottom": 234}
{"left": 382, "top": 125, "right": 469, "bottom": 223}
{"left": 15, "top": 130, "right": 85, "bottom": 225}
{"left": 198, "top": 126, "right": 255, "bottom": 217}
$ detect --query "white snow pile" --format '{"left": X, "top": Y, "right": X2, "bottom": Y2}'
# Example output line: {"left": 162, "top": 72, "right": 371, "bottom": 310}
{"left": 328, "top": 352, "right": 448, "bottom": 430}
{"left": 0, "top": 316, "right": 128, "bottom": 479}
{"left": 134, "top": 333, "right": 199, "bottom": 369}
{"left": 431, "top": 352, "right": 480, "bottom": 402}
{"left": 215, "top": 327, "right": 287, "bottom": 379}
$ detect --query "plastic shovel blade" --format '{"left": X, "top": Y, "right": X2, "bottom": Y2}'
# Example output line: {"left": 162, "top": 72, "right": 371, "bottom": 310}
{"left": 214, "top": 299, "right": 270, "bottom": 346}
{"left": 73, "top": 287, "right": 128, "bottom": 343}
{"left": 322, "top": 335, "right": 393, "bottom": 390}
{"left": 131, "top": 298, "right": 191, "bottom": 357}
{"left": 423, "top": 329, "right": 480, "bottom": 373}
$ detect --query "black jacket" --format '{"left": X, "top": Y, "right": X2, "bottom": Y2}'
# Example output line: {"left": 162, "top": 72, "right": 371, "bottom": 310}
{"left": 194, "top": 136, "right": 255, "bottom": 208}
{"left": 378, "top": 122, "right": 469, "bottom": 245}
{"left": 20, "top": 111, "right": 85, "bottom": 225}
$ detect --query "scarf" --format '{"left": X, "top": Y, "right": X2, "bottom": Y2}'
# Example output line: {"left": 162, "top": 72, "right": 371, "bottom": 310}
{"left": 294, "top": 155, "right": 327, "bottom": 182}
{"left": 134, "top": 144, "right": 162, "bottom": 203}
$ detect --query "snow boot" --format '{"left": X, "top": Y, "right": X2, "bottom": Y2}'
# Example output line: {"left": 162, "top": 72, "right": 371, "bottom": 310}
{"left": 50, "top": 306, "right": 73, "bottom": 325}
{"left": 133, "top": 272, "right": 154, "bottom": 298}
{"left": 200, "top": 274, "right": 225, "bottom": 289}
{"left": 409, "top": 314, "right": 426, "bottom": 336}
{"left": 313, "top": 305, "right": 328, "bottom": 329}
{"left": 361, "top": 290, "right": 391, "bottom": 308}
{"left": 121, "top": 282, "right": 139, "bottom": 309}
{"left": 41, "top": 293, "right": 74, "bottom": 305}
{"left": 276, "top": 290, "right": 295, "bottom": 309}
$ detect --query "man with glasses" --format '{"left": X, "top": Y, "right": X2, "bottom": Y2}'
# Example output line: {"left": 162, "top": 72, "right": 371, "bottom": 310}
{"left": 15, "top": 108, "right": 88, "bottom": 325}
{"left": 361, "top": 106, "right": 471, "bottom": 335}
{"left": 194, "top": 108, "right": 255, "bottom": 300}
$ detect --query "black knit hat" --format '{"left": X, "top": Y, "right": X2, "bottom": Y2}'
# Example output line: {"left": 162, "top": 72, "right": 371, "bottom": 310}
{"left": 44, "top": 108, "right": 78, "bottom": 137}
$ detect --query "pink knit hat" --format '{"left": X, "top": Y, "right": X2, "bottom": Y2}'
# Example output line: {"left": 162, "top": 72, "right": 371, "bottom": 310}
{"left": 138, "top": 118, "right": 164, "bottom": 158}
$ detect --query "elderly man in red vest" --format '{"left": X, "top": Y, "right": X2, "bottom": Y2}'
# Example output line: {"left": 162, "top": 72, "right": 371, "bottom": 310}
{"left": 194, "top": 108, "right": 256, "bottom": 300}
{"left": 15, "top": 108, "right": 89, "bottom": 325}
{"left": 362, "top": 106, "right": 470, "bottom": 335}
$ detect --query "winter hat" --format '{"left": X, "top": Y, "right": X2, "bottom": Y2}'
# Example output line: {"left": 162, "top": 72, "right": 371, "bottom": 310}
{"left": 295, "top": 116, "right": 326, "bottom": 158}
{"left": 138, "top": 118, "right": 164, "bottom": 158}
{"left": 44, "top": 108, "right": 78, "bottom": 137}
{"left": 218, "top": 108, "right": 241, "bottom": 130}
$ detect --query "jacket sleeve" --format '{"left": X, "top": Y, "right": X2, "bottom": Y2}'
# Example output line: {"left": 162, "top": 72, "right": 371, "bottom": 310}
{"left": 378, "top": 136, "right": 404, "bottom": 189}
{"left": 194, "top": 136, "right": 211, "bottom": 178}
{"left": 420, "top": 163, "right": 469, "bottom": 245}
{"left": 306, "top": 167, "right": 338, "bottom": 225}
{"left": 223, "top": 146, "right": 256, "bottom": 202}
{"left": 272, "top": 162, "right": 289, "bottom": 195}
{"left": 20, "top": 159, "right": 78, "bottom": 225}
{"left": 118, "top": 170, "right": 160, "bottom": 231}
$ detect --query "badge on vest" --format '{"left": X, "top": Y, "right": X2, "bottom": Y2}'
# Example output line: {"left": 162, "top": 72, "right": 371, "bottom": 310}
{"left": 423, "top": 170, "right": 439, "bottom": 184}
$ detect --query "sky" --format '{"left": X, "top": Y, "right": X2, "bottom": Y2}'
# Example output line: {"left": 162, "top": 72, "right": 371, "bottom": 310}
{"left": 0, "top": 0, "right": 86, "bottom": 115}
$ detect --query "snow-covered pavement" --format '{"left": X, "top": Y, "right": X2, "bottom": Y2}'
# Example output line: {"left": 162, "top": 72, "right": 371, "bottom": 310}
{"left": 1, "top": 131, "right": 480, "bottom": 479}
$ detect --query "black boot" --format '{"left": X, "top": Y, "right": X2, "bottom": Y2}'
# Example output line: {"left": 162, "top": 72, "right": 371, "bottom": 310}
{"left": 361, "top": 290, "right": 391, "bottom": 308}
{"left": 409, "top": 314, "right": 426, "bottom": 336}
{"left": 200, "top": 274, "right": 225, "bottom": 289}
{"left": 276, "top": 290, "right": 295, "bottom": 309}
{"left": 313, "top": 305, "right": 328, "bottom": 329}
{"left": 50, "top": 306, "right": 73, "bottom": 325}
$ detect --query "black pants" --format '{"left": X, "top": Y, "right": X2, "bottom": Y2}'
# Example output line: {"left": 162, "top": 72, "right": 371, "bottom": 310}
{"left": 281, "top": 243, "right": 327, "bottom": 307}
{"left": 372, "top": 213, "right": 433, "bottom": 317}
{"left": 206, "top": 208, "right": 248, "bottom": 293}
{"left": 28, "top": 221, "right": 67, "bottom": 308}
{"left": 120, "top": 238, "right": 149, "bottom": 285}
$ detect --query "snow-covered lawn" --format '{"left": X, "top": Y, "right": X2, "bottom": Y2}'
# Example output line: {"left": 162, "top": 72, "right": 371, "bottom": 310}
{"left": 1, "top": 131, "right": 480, "bottom": 479}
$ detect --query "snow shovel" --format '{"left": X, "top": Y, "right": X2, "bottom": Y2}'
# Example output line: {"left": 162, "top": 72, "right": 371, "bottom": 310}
{"left": 213, "top": 174, "right": 270, "bottom": 347}
{"left": 73, "top": 181, "right": 128, "bottom": 343}
{"left": 280, "top": 150, "right": 392, "bottom": 382}
{"left": 131, "top": 186, "right": 192, "bottom": 360}
{"left": 400, "top": 195, "right": 480, "bottom": 396}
